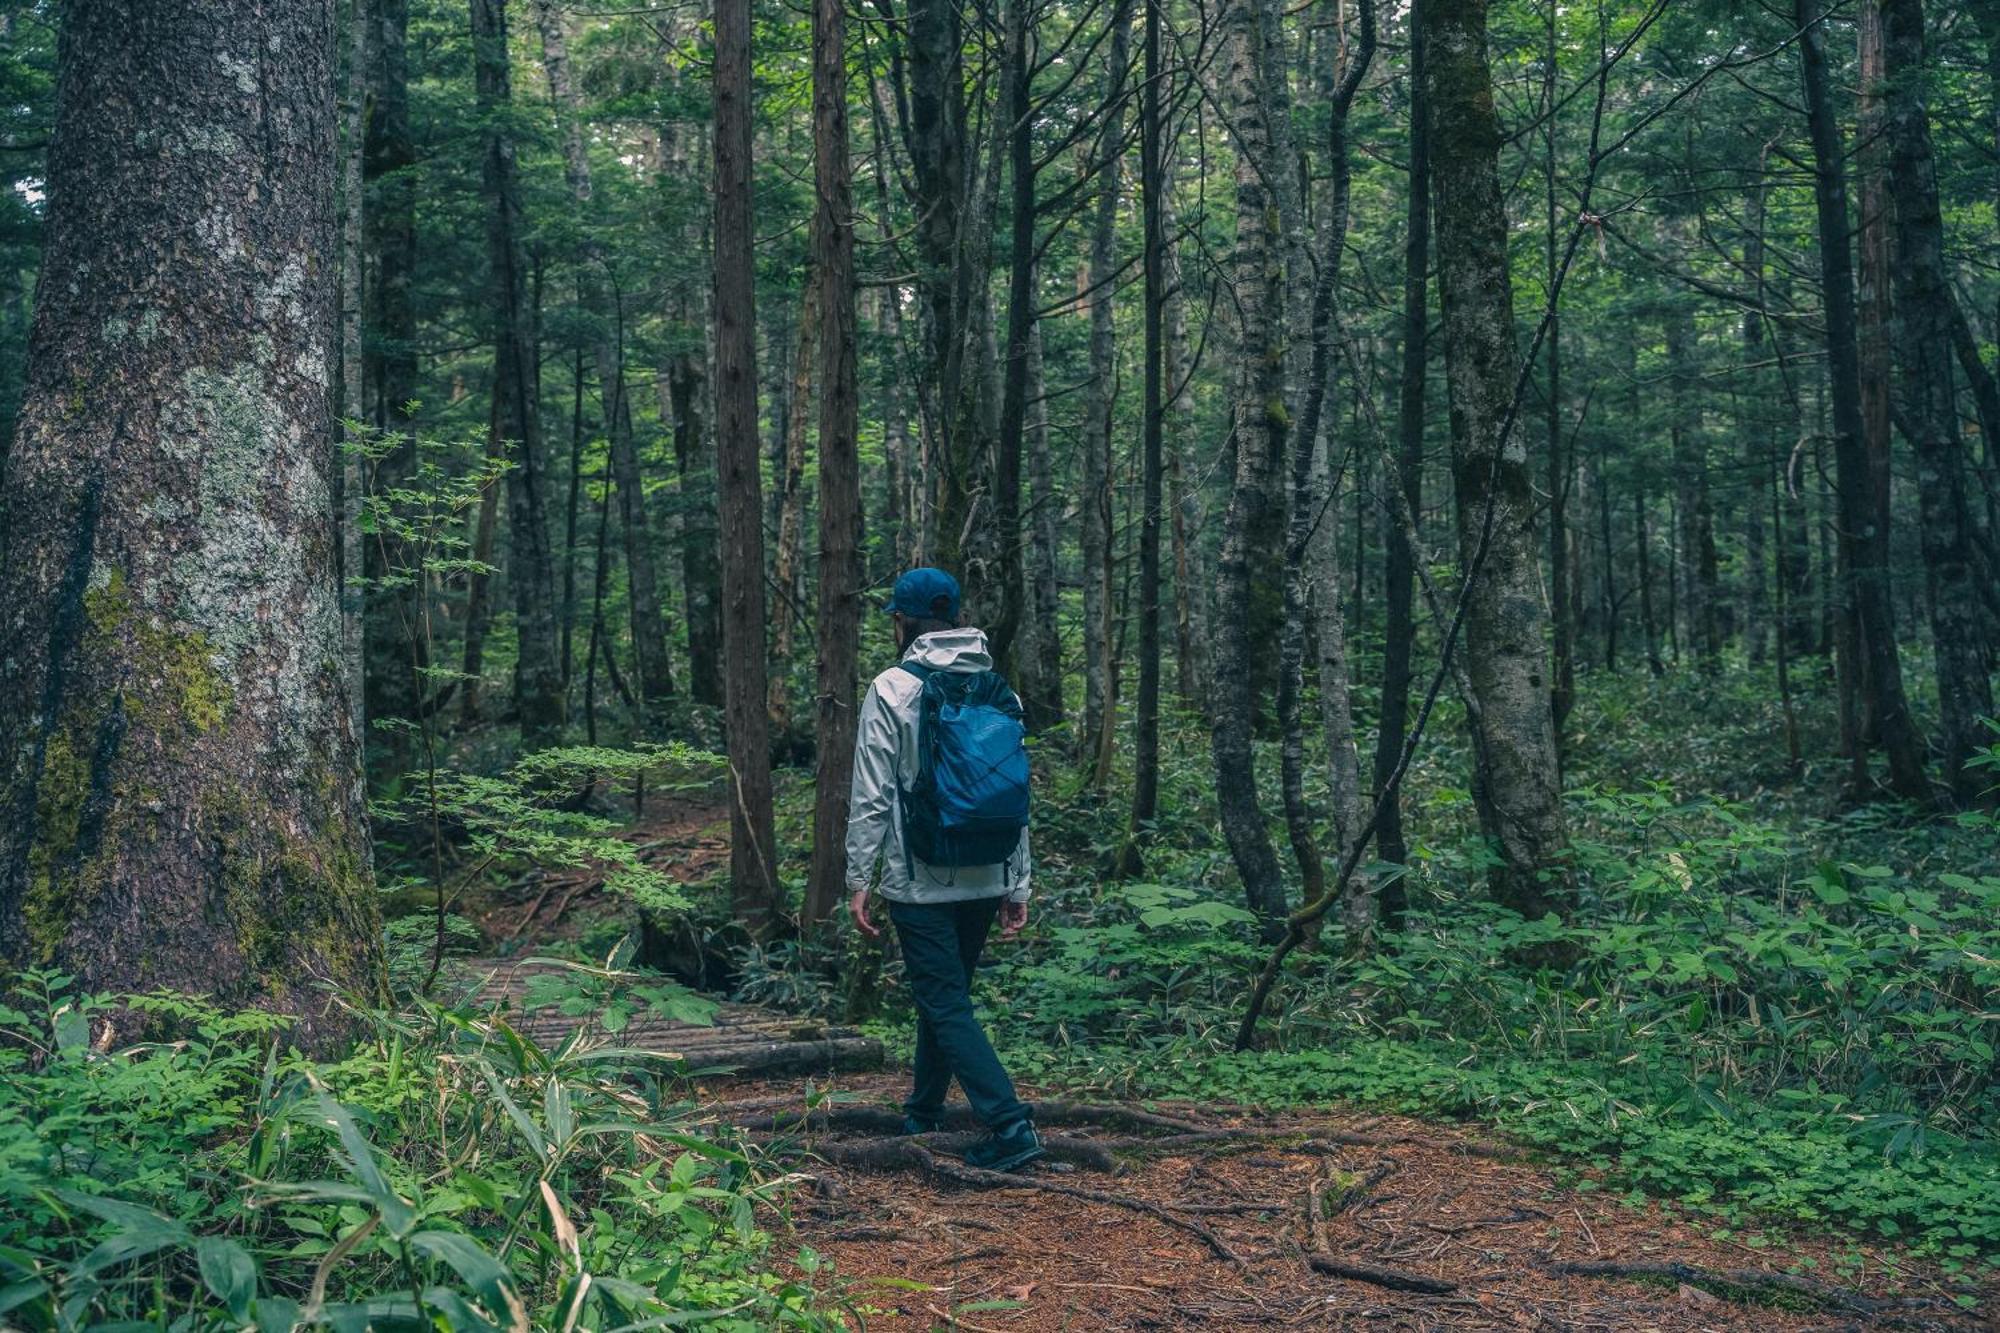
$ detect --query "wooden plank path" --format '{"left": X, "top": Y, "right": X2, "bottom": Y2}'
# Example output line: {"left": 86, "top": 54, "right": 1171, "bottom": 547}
{"left": 469, "top": 957, "right": 883, "bottom": 1075}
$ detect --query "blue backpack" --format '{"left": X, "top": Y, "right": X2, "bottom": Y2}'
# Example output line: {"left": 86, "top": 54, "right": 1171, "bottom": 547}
{"left": 897, "top": 662, "right": 1031, "bottom": 870}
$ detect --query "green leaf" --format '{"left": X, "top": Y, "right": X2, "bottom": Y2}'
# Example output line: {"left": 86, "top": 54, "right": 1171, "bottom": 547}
{"left": 197, "top": 1237, "right": 258, "bottom": 1320}
{"left": 409, "top": 1231, "right": 528, "bottom": 1333}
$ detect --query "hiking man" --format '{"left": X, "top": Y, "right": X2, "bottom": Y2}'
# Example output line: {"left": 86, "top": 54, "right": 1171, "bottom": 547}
{"left": 844, "top": 567, "right": 1045, "bottom": 1172}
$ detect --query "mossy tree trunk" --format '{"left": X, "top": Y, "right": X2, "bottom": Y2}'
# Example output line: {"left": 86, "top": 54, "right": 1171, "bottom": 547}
{"left": 0, "top": 0, "right": 383, "bottom": 1040}
{"left": 1424, "top": 0, "right": 1569, "bottom": 920}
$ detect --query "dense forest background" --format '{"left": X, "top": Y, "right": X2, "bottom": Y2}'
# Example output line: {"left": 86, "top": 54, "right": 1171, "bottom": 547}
{"left": 0, "top": 0, "right": 1998, "bottom": 1325}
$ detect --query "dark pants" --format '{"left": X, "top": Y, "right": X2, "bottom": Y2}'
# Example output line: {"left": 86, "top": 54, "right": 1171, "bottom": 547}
{"left": 889, "top": 896, "right": 1030, "bottom": 1133}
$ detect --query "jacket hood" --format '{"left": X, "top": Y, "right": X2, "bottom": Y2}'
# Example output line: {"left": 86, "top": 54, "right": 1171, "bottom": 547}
{"left": 902, "top": 627, "right": 993, "bottom": 673}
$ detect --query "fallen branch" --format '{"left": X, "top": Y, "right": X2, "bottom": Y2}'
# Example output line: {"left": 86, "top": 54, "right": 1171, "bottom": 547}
{"left": 804, "top": 1138, "right": 1247, "bottom": 1266}
{"left": 750, "top": 1124, "right": 1119, "bottom": 1174}
{"left": 1545, "top": 1259, "right": 1938, "bottom": 1316}
{"left": 1308, "top": 1254, "right": 1458, "bottom": 1294}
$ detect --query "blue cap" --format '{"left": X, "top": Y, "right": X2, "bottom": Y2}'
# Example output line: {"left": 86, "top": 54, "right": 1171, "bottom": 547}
{"left": 887, "top": 567, "right": 961, "bottom": 621}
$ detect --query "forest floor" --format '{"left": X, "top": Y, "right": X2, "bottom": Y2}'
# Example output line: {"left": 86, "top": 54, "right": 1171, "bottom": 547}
{"left": 478, "top": 796, "right": 1995, "bottom": 1330}
{"left": 716, "top": 1071, "right": 1989, "bottom": 1332}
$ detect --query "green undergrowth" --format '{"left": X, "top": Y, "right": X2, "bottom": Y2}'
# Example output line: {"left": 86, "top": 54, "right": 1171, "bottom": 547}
{"left": 0, "top": 963, "right": 850, "bottom": 1332}
{"left": 815, "top": 664, "right": 2000, "bottom": 1269}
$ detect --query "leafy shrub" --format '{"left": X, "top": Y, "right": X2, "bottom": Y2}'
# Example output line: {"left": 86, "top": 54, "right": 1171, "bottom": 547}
{"left": 0, "top": 971, "right": 842, "bottom": 1331}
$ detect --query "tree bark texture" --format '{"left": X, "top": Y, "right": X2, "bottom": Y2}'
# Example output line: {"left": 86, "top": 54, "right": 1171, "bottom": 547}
{"left": 713, "top": 0, "right": 779, "bottom": 932}
{"left": 1880, "top": 0, "right": 1994, "bottom": 804}
{"left": 1374, "top": 0, "right": 1427, "bottom": 886}
{"left": 1080, "top": 0, "right": 1132, "bottom": 787}
{"left": 0, "top": 0, "right": 383, "bottom": 1039}
{"left": 1424, "top": 0, "right": 1568, "bottom": 919}
{"left": 1210, "top": 0, "right": 1290, "bottom": 931}
{"left": 1794, "top": 0, "right": 1928, "bottom": 802}
{"left": 808, "top": 0, "right": 862, "bottom": 927}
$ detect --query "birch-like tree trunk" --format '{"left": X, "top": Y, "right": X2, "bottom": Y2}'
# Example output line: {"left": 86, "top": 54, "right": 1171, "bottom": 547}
{"left": 1210, "top": 0, "right": 1290, "bottom": 931}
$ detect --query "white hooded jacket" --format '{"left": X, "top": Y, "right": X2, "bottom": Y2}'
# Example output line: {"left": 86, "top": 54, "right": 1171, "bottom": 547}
{"left": 843, "top": 628, "right": 1032, "bottom": 905}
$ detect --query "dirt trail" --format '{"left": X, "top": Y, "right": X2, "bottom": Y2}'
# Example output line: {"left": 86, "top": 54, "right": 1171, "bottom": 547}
{"left": 713, "top": 1072, "right": 1989, "bottom": 1332}
{"left": 477, "top": 802, "right": 1992, "bottom": 1328}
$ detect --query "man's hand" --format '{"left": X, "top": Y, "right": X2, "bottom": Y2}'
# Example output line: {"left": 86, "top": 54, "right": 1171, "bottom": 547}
{"left": 849, "top": 889, "right": 880, "bottom": 938}
{"left": 999, "top": 899, "right": 1029, "bottom": 937}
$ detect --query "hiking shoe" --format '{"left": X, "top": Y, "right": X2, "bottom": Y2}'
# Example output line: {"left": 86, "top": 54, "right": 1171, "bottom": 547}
{"left": 901, "top": 1113, "right": 946, "bottom": 1136}
{"left": 964, "top": 1123, "right": 1044, "bottom": 1173}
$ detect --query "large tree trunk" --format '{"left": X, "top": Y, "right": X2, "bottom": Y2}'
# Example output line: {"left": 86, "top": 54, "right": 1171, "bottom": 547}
{"left": 1424, "top": 0, "right": 1568, "bottom": 920}
{"left": 1881, "top": 0, "right": 1994, "bottom": 804}
{"left": 339, "top": 0, "right": 367, "bottom": 752}
{"left": 471, "top": 0, "right": 564, "bottom": 747}
{"left": 807, "top": 0, "right": 861, "bottom": 929}
{"left": 361, "top": 0, "right": 423, "bottom": 771}
{"left": 1794, "top": 0, "right": 1928, "bottom": 802}
{"left": 1210, "top": 0, "right": 1290, "bottom": 932}
{"left": 533, "top": 0, "right": 675, "bottom": 720}
{"left": 0, "top": 0, "right": 382, "bottom": 1040}
{"left": 1374, "top": 0, "right": 1428, "bottom": 890}
{"left": 714, "top": 0, "right": 779, "bottom": 933}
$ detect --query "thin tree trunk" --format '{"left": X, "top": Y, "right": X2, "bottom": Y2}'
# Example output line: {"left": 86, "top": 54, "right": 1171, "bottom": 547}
{"left": 0, "top": 0, "right": 382, "bottom": 1039}
{"left": 1881, "top": 0, "right": 1994, "bottom": 804}
{"left": 1636, "top": 489, "right": 1663, "bottom": 676}
{"left": 362, "top": 0, "right": 423, "bottom": 766}
{"left": 1282, "top": 0, "right": 1374, "bottom": 933}
{"left": 1166, "top": 196, "right": 1208, "bottom": 709}
{"left": 993, "top": 0, "right": 1038, "bottom": 688}
{"left": 1081, "top": 1, "right": 1133, "bottom": 787}
{"left": 1665, "top": 299, "right": 1718, "bottom": 664}
{"left": 1794, "top": 0, "right": 1929, "bottom": 802}
{"left": 1374, "top": 0, "right": 1427, "bottom": 890}
{"left": 1120, "top": 0, "right": 1169, "bottom": 878}
{"left": 808, "top": 0, "right": 862, "bottom": 928}
{"left": 770, "top": 272, "right": 819, "bottom": 741}
{"left": 533, "top": 0, "right": 675, "bottom": 718}
{"left": 1210, "top": 0, "right": 1290, "bottom": 933}
{"left": 472, "top": 0, "right": 564, "bottom": 746}
{"left": 1542, "top": 0, "right": 1572, "bottom": 732}
{"left": 714, "top": 0, "right": 779, "bottom": 933}
{"left": 1026, "top": 315, "right": 1064, "bottom": 724}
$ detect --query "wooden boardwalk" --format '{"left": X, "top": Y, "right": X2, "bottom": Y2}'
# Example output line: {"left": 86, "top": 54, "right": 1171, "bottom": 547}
{"left": 469, "top": 957, "right": 882, "bottom": 1076}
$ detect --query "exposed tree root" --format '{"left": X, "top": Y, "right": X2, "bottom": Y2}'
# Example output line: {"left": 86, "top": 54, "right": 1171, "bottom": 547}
{"left": 802, "top": 1137, "right": 1247, "bottom": 1266}
{"left": 1308, "top": 1253, "right": 1459, "bottom": 1294}
{"left": 1545, "top": 1259, "right": 1941, "bottom": 1317}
